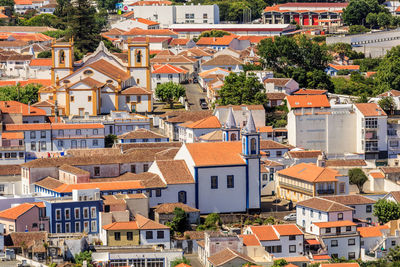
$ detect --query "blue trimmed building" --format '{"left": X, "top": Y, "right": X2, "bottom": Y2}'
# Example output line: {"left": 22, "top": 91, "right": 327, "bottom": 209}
{"left": 43, "top": 189, "right": 103, "bottom": 234}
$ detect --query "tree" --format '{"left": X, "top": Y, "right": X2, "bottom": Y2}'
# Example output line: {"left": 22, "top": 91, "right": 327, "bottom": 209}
{"left": 22, "top": 14, "right": 58, "bottom": 27}
{"left": 377, "top": 12, "right": 391, "bottom": 29}
{"left": 366, "top": 12, "right": 378, "bottom": 28}
{"left": 217, "top": 72, "right": 266, "bottom": 106}
{"left": 155, "top": 82, "right": 185, "bottom": 109}
{"left": 199, "top": 29, "right": 230, "bottom": 38}
{"left": 97, "top": 0, "right": 120, "bottom": 11}
{"left": 166, "top": 208, "right": 188, "bottom": 235}
{"left": 197, "top": 213, "right": 221, "bottom": 230}
{"left": 105, "top": 134, "right": 117, "bottom": 147}
{"left": 387, "top": 245, "right": 400, "bottom": 262}
{"left": 0, "top": 84, "right": 40, "bottom": 104}
{"left": 171, "top": 257, "right": 190, "bottom": 267}
{"left": 0, "top": 0, "right": 14, "bottom": 6}
{"left": 373, "top": 199, "right": 400, "bottom": 224}
{"left": 37, "top": 50, "right": 52, "bottom": 58}
{"left": 378, "top": 97, "right": 395, "bottom": 115}
{"left": 272, "top": 259, "right": 288, "bottom": 267}
{"left": 74, "top": 251, "right": 93, "bottom": 267}
{"left": 348, "top": 25, "right": 370, "bottom": 35}
{"left": 343, "top": 0, "right": 371, "bottom": 25}
{"left": 348, "top": 168, "right": 368, "bottom": 193}
{"left": 375, "top": 46, "right": 400, "bottom": 94}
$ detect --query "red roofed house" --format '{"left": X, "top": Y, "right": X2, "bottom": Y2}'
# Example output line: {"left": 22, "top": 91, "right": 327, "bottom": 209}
{"left": 151, "top": 64, "right": 189, "bottom": 90}
{"left": 263, "top": 3, "right": 348, "bottom": 27}
{"left": 326, "top": 64, "right": 360, "bottom": 76}
{"left": 0, "top": 131, "right": 25, "bottom": 164}
{"left": 111, "top": 17, "right": 160, "bottom": 31}
{"left": 264, "top": 78, "right": 299, "bottom": 95}
{"left": 309, "top": 220, "right": 360, "bottom": 260}
{"left": 28, "top": 58, "right": 52, "bottom": 79}
{"left": 177, "top": 115, "right": 222, "bottom": 143}
{"left": 196, "top": 35, "right": 250, "bottom": 51}
{"left": 0, "top": 202, "right": 49, "bottom": 234}
{"left": 0, "top": 100, "right": 47, "bottom": 124}
{"left": 243, "top": 224, "right": 304, "bottom": 258}
{"left": 169, "top": 38, "right": 196, "bottom": 49}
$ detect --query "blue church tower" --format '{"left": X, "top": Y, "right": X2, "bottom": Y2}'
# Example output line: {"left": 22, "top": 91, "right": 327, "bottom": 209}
{"left": 241, "top": 111, "right": 261, "bottom": 211}
{"left": 222, "top": 108, "right": 240, "bottom": 141}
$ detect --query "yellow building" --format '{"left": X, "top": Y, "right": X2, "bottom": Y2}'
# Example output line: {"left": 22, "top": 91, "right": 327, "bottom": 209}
{"left": 276, "top": 162, "right": 349, "bottom": 202}
{"left": 102, "top": 221, "right": 139, "bottom": 246}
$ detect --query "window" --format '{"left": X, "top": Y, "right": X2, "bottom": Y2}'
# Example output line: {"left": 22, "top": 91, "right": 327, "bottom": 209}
{"left": 76, "top": 129, "right": 81, "bottom": 135}
{"left": 65, "top": 222, "right": 70, "bottom": 233}
{"left": 136, "top": 50, "right": 142, "bottom": 63}
{"left": 146, "top": 231, "right": 153, "bottom": 239}
{"left": 168, "top": 74, "right": 173, "bottom": 80}
{"left": 157, "top": 231, "right": 164, "bottom": 239}
{"left": 58, "top": 140, "right": 64, "bottom": 147}
{"left": 88, "top": 96, "right": 92, "bottom": 102}
{"left": 156, "top": 74, "right": 161, "bottom": 80}
{"left": 93, "top": 140, "right": 98, "bottom": 146}
{"left": 75, "top": 222, "right": 80, "bottom": 232}
{"left": 326, "top": 228, "right": 331, "bottom": 233}
{"left": 8, "top": 225, "right": 14, "bottom": 232}
{"left": 56, "top": 223, "right": 62, "bottom": 233}
{"left": 83, "top": 207, "right": 89, "bottom": 219}
{"left": 143, "top": 164, "right": 149, "bottom": 172}
{"left": 131, "top": 165, "right": 136, "bottom": 173}
{"left": 311, "top": 210, "right": 313, "bottom": 217}
{"left": 19, "top": 152, "right": 24, "bottom": 158}
{"left": 250, "top": 138, "right": 257, "bottom": 154}
{"left": 114, "top": 232, "right": 121, "bottom": 241}
{"left": 365, "top": 118, "right": 378, "bottom": 128}
{"left": 156, "top": 189, "right": 161, "bottom": 197}
{"left": 93, "top": 129, "right": 98, "bottom": 135}
{"left": 30, "top": 131, "right": 36, "bottom": 139}
{"left": 203, "top": 13, "right": 207, "bottom": 18}
{"left": 91, "top": 220, "right": 97, "bottom": 232}
{"left": 137, "top": 96, "right": 141, "bottom": 103}
{"left": 4, "top": 153, "right": 10, "bottom": 158}
{"left": 56, "top": 209, "right": 61, "bottom": 220}
{"left": 10, "top": 153, "right": 16, "bottom": 158}
{"left": 263, "top": 174, "right": 268, "bottom": 181}
{"left": 346, "top": 226, "right": 352, "bottom": 232}
{"left": 65, "top": 208, "right": 70, "bottom": 220}
{"left": 211, "top": 176, "right": 218, "bottom": 189}
{"left": 84, "top": 221, "right": 89, "bottom": 232}
{"left": 289, "top": 235, "right": 296, "bottom": 241}
{"left": 348, "top": 252, "right": 355, "bottom": 259}
{"left": 126, "top": 96, "right": 130, "bottom": 103}
{"left": 136, "top": 78, "right": 140, "bottom": 84}
{"left": 338, "top": 213, "right": 343, "bottom": 220}
{"left": 71, "top": 140, "right": 77, "bottom": 149}
{"left": 40, "top": 141, "right": 46, "bottom": 151}
{"left": 70, "top": 96, "right": 74, "bottom": 102}
{"left": 227, "top": 175, "right": 234, "bottom": 188}
{"left": 91, "top": 207, "right": 96, "bottom": 218}
{"left": 348, "top": 239, "right": 355, "bottom": 246}
{"left": 94, "top": 167, "right": 100, "bottom": 176}
{"left": 40, "top": 131, "right": 46, "bottom": 138}
{"left": 366, "top": 205, "right": 372, "bottom": 213}
{"left": 178, "top": 191, "right": 187, "bottom": 204}
{"left": 74, "top": 208, "right": 80, "bottom": 219}
{"left": 392, "top": 240, "right": 396, "bottom": 246}
{"left": 331, "top": 240, "right": 338, "bottom": 247}
{"left": 339, "top": 182, "right": 345, "bottom": 194}
{"left": 318, "top": 211, "right": 322, "bottom": 219}
{"left": 146, "top": 189, "right": 152, "bottom": 197}
{"left": 289, "top": 245, "right": 296, "bottom": 253}
{"left": 127, "top": 232, "right": 133, "bottom": 240}
{"left": 276, "top": 151, "right": 282, "bottom": 157}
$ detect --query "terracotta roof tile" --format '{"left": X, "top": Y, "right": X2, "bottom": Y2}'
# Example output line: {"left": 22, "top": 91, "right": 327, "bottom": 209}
{"left": 273, "top": 224, "right": 303, "bottom": 236}
{"left": 120, "top": 86, "right": 152, "bottom": 95}
{"left": 294, "top": 89, "right": 327, "bottom": 95}
{"left": 380, "top": 167, "right": 400, "bottom": 174}
{"left": 267, "top": 92, "right": 287, "bottom": 100}
{"left": 215, "top": 104, "right": 265, "bottom": 111}
{"left": 156, "top": 160, "right": 194, "bottom": 184}
{"left": 260, "top": 140, "right": 289, "bottom": 150}
{"left": 329, "top": 64, "right": 359, "bottom": 70}
{"left": 357, "top": 225, "right": 388, "bottom": 238}
{"left": 153, "top": 64, "right": 187, "bottom": 74}
{"left": 264, "top": 78, "right": 292, "bottom": 87}
{"left": 313, "top": 220, "right": 356, "bottom": 228}
{"left": 184, "top": 116, "right": 221, "bottom": 129}
{"left": 325, "top": 159, "right": 366, "bottom": 167}
{"left": 161, "top": 110, "right": 212, "bottom": 123}
{"left": 386, "top": 191, "right": 400, "bottom": 202}
{"left": 0, "top": 100, "right": 46, "bottom": 116}
{"left": 135, "top": 213, "right": 169, "bottom": 229}
{"left": 1, "top": 132, "right": 23, "bottom": 139}
{"left": 103, "top": 221, "right": 138, "bottom": 230}
{"left": 379, "top": 89, "right": 400, "bottom": 97}
{"left": 199, "top": 130, "right": 222, "bottom": 141}
{"left": 29, "top": 58, "right": 52, "bottom": 66}
{"left": 296, "top": 197, "right": 353, "bottom": 212}
{"left": 0, "top": 164, "right": 21, "bottom": 176}
{"left": 185, "top": 141, "right": 245, "bottom": 167}
{"left": 286, "top": 95, "right": 330, "bottom": 109}
{"left": 123, "top": 28, "right": 177, "bottom": 36}
{"left": 59, "top": 164, "right": 90, "bottom": 176}
{"left": 6, "top": 123, "right": 51, "bottom": 131}
{"left": 131, "top": 17, "right": 159, "bottom": 26}
{"left": 207, "top": 248, "right": 255, "bottom": 266}
{"left": 370, "top": 171, "right": 385, "bottom": 179}
{"left": 249, "top": 225, "right": 279, "bottom": 241}
{"left": 5, "top": 232, "right": 47, "bottom": 251}
{"left": 129, "top": 0, "right": 172, "bottom": 6}
{"left": 51, "top": 123, "right": 104, "bottom": 130}
{"left": 202, "top": 55, "right": 243, "bottom": 66}
{"left": 91, "top": 172, "right": 166, "bottom": 189}
{"left": 355, "top": 103, "right": 386, "bottom": 117}
{"left": 118, "top": 128, "right": 167, "bottom": 140}
{"left": 321, "top": 195, "right": 375, "bottom": 205}
{"left": 196, "top": 35, "right": 235, "bottom": 46}
{"left": 287, "top": 150, "right": 322, "bottom": 159}
{"left": 278, "top": 163, "right": 340, "bottom": 183}
{"left": 239, "top": 234, "right": 261, "bottom": 246}
{"left": 170, "top": 39, "right": 190, "bottom": 46}
{"left": 0, "top": 203, "right": 40, "bottom": 220}
{"left": 153, "top": 202, "right": 199, "bottom": 213}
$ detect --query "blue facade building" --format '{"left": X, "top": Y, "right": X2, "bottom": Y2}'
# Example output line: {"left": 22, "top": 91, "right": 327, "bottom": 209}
{"left": 43, "top": 189, "right": 103, "bottom": 234}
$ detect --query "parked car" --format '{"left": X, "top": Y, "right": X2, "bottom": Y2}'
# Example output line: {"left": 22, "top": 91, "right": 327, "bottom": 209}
{"left": 199, "top": 98, "right": 208, "bottom": 109}
{"left": 284, "top": 213, "right": 296, "bottom": 221}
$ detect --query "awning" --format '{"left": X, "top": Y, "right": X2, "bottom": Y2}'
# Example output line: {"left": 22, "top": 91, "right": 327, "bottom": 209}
{"left": 305, "top": 239, "right": 320, "bottom": 245}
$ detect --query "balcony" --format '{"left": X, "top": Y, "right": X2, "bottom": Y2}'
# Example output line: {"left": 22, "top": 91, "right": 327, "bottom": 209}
{"left": 52, "top": 134, "right": 104, "bottom": 139}
{"left": 0, "top": 145, "right": 25, "bottom": 151}
{"left": 317, "top": 189, "right": 335, "bottom": 195}
{"left": 279, "top": 181, "right": 313, "bottom": 195}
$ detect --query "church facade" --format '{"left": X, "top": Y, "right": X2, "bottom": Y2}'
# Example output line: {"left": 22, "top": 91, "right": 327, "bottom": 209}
{"left": 39, "top": 39, "right": 153, "bottom": 116}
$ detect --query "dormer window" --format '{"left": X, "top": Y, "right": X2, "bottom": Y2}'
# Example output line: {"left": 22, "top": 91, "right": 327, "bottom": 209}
{"left": 83, "top": 69, "right": 93, "bottom": 76}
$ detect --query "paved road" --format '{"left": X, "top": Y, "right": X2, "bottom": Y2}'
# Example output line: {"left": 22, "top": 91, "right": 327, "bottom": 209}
{"left": 185, "top": 254, "right": 203, "bottom": 267}
{"left": 184, "top": 83, "right": 207, "bottom": 111}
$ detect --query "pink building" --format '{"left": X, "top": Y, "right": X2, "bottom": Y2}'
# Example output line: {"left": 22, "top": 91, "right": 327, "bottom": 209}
{"left": 0, "top": 202, "right": 49, "bottom": 234}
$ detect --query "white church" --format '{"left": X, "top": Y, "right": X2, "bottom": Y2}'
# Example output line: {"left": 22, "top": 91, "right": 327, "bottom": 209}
{"left": 39, "top": 39, "right": 153, "bottom": 116}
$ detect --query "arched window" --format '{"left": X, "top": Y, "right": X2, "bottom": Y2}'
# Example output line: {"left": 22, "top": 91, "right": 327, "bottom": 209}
{"left": 230, "top": 133, "right": 236, "bottom": 141}
{"left": 250, "top": 138, "right": 257, "bottom": 154}
{"left": 178, "top": 191, "right": 187, "bottom": 204}
{"left": 136, "top": 50, "right": 142, "bottom": 63}
{"left": 59, "top": 50, "right": 65, "bottom": 64}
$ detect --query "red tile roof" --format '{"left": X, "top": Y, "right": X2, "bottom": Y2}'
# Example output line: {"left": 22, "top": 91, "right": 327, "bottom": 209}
{"left": 370, "top": 171, "right": 385, "bottom": 179}
{"left": 1, "top": 132, "right": 23, "bottom": 139}
{"left": 0, "top": 100, "right": 46, "bottom": 116}
{"left": 357, "top": 225, "right": 388, "bottom": 238}
{"left": 0, "top": 203, "right": 42, "bottom": 220}
{"left": 355, "top": 103, "right": 387, "bottom": 117}
{"left": 313, "top": 220, "right": 356, "bottom": 228}
{"left": 294, "top": 89, "right": 327, "bottom": 95}
{"left": 239, "top": 234, "right": 261, "bottom": 246}
{"left": 184, "top": 116, "right": 221, "bottom": 129}
{"left": 131, "top": 17, "right": 159, "bottom": 26}
{"left": 170, "top": 38, "right": 190, "bottom": 46}
{"left": 185, "top": 141, "right": 245, "bottom": 167}
{"left": 277, "top": 163, "right": 341, "bottom": 183}
{"left": 6, "top": 123, "right": 51, "bottom": 131}
{"left": 103, "top": 221, "right": 139, "bottom": 230}
{"left": 120, "top": 86, "right": 152, "bottom": 95}
{"left": 196, "top": 35, "right": 236, "bottom": 46}
{"left": 153, "top": 64, "right": 187, "bottom": 74}
{"left": 250, "top": 225, "right": 279, "bottom": 241}
{"left": 29, "top": 58, "right": 52, "bottom": 66}
{"left": 329, "top": 64, "right": 360, "bottom": 71}
{"left": 123, "top": 28, "right": 177, "bottom": 36}
{"left": 273, "top": 224, "right": 303, "bottom": 236}
{"left": 19, "top": 79, "right": 52, "bottom": 87}
{"left": 129, "top": 0, "right": 171, "bottom": 5}
{"left": 286, "top": 95, "right": 330, "bottom": 109}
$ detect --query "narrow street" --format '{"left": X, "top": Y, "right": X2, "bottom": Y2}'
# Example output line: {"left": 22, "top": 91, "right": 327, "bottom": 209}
{"left": 183, "top": 83, "right": 207, "bottom": 111}
{"left": 185, "top": 254, "right": 203, "bottom": 267}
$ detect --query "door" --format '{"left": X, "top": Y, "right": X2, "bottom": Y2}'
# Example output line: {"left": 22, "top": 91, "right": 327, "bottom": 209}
{"left": 79, "top": 108, "right": 84, "bottom": 116}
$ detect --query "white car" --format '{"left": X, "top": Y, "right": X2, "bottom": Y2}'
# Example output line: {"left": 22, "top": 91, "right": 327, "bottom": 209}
{"left": 284, "top": 213, "right": 296, "bottom": 221}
